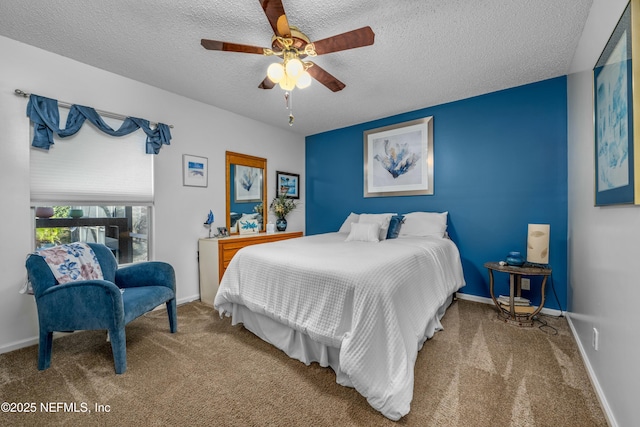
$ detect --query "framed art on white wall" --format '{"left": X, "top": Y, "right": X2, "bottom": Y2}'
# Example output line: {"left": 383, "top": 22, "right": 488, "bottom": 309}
{"left": 183, "top": 154, "right": 208, "bottom": 187}
{"left": 276, "top": 171, "right": 300, "bottom": 199}
{"left": 593, "top": 0, "right": 640, "bottom": 205}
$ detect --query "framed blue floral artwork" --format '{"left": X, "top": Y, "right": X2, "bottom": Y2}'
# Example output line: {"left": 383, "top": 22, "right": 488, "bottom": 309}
{"left": 363, "top": 116, "right": 433, "bottom": 197}
{"left": 593, "top": 2, "right": 639, "bottom": 206}
{"left": 234, "top": 165, "right": 262, "bottom": 202}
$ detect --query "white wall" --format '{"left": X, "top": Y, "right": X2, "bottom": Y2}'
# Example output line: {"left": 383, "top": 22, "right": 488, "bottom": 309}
{"left": 567, "top": 1, "right": 638, "bottom": 426}
{"left": 0, "top": 35, "right": 305, "bottom": 353}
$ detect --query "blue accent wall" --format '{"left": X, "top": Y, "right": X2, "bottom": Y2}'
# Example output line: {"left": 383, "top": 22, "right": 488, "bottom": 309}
{"left": 305, "top": 77, "right": 568, "bottom": 310}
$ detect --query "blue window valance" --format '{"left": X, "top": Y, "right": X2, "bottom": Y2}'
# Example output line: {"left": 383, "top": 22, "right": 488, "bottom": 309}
{"left": 26, "top": 94, "right": 172, "bottom": 154}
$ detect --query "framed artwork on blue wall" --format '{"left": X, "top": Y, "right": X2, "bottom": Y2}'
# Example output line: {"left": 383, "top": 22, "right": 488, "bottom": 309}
{"left": 593, "top": 1, "right": 640, "bottom": 206}
{"left": 363, "top": 116, "right": 434, "bottom": 197}
{"left": 276, "top": 171, "right": 300, "bottom": 199}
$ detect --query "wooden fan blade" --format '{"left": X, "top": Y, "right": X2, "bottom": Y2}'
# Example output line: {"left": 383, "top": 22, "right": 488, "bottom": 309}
{"left": 201, "top": 39, "right": 266, "bottom": 55}
{"left": 260, "top": 0, "right": 291, "bottom": 37}
{"left": 311, "top": 26, "right": 375, "bottom": 55}
{"left": 307, "top": 64, "right": 345, "bottom": 92}
{"left": 258, "top": 76, "right": 275, "bottom": 89}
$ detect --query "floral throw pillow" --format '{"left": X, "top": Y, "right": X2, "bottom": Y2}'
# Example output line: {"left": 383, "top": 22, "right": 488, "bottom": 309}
{"left": 36, "top": 242, "right": 104, "bottom": 284}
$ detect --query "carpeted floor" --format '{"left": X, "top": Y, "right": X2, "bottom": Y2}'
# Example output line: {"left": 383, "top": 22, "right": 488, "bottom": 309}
{"left": 0, "top": 299, "right": 607, "bottom": 426}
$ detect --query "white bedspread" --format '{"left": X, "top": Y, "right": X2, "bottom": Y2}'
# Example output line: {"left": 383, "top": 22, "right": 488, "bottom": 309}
{"left": 214, "top": 232, "right": 465, "bottom": 420}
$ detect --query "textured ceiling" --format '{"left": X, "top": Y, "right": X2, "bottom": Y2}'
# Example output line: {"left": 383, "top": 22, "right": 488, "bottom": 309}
{"left": 0, "top": 0, "right": 593, "bottom": 136}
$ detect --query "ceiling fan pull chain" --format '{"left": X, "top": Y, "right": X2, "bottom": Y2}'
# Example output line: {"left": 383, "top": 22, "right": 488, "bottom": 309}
{"left": 284, "top": 91, "right": 294, "bottom": 126}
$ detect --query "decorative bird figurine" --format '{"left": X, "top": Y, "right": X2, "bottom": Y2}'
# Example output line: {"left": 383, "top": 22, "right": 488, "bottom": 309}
{"left": 205, "top": 210, "right": 214, "bottom": 225}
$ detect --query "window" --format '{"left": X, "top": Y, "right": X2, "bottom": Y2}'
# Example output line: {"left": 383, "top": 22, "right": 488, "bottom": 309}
{"left": 35, "top": 205, "right": 149, "bottom": 264}
{"left": 31, "top": 115, "right": 153, "bottom": 264}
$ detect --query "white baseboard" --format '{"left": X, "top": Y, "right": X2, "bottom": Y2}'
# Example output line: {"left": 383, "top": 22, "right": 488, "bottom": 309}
{"left": 177, "top": 294, "right": 201, "bottom": 305}
{"left": 565, "top": 314, "right": 617, "bottom": 427}
{"left": 455, "top": 292, "right": 563, "bottom": 317}
{"left": 0, "top": 294, "right": 202, "bottom": 355}
{"left": 0, "top": 336, "right": 40, "bottom": 354}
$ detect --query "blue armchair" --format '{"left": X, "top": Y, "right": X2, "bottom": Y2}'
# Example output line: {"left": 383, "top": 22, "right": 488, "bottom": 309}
{"left": 25, "top": 243, "right": 177, "bottom": 374}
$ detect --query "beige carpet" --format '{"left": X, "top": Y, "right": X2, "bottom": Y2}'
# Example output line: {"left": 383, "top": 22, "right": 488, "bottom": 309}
{"left": 0, "top": 299, "right": 607, "bottom": 426}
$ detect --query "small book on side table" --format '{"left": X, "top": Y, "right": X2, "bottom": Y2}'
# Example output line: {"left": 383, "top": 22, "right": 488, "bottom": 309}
{"left": 498, "top": 295, "right": 530, "bottom": 306}
{"left": 499, "top": 303, "right": 535, "bottom": 314}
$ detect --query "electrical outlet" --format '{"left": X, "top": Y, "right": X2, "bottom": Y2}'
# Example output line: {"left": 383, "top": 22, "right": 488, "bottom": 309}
{"left": 593, "top": 327, "right": 599, "bottom": 351}
{"left": 521, "top": 278, "right": 530, "bottom": 290}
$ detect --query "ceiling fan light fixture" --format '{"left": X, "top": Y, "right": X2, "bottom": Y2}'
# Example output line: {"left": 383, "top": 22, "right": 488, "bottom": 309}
{"left": 267, "top": 62, "right": 285, "bottom": 83}
{"left": 295, "top": 70, "right": 311, "bottom": 89}
{"left": 279, "top": 74, "right": 296, "bottom": 91}
{"left": 285, "top": 57, "right": 304, "bottom": 78}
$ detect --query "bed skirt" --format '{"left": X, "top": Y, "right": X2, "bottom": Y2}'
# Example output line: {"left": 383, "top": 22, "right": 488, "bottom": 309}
{"left": 228, "top": 293, "right": 454, "bottom": 391}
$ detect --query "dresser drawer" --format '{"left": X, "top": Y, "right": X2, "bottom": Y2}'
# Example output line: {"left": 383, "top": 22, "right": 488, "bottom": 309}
{"left": 217, "top": 231, "right": 303, "bottom": 280}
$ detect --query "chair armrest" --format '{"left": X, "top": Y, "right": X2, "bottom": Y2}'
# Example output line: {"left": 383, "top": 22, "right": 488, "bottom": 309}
{"left": 36, "top": 280, "right": 125, "bottom": 331}
{"left": 115, "top": 261, "right": 175, "bottom": 291}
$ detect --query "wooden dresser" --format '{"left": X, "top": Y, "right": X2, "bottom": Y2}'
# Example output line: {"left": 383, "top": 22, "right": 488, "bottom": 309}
{"left": 198, "top": 231, "right": 303, "bottom": 305}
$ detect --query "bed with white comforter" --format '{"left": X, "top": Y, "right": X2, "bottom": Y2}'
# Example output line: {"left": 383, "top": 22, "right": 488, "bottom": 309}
{"left": 214, "top": 231, "right": 465, "bottom": 420}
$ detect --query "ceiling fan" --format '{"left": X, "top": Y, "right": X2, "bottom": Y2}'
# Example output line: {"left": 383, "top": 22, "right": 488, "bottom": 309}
{"left": 200, "top": 0, "right": 375, "bottom": 93}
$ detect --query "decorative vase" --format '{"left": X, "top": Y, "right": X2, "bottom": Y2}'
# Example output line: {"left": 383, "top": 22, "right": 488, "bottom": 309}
{"left": 69, "top": 209, "right": 84, "bottom": 218}
{"left": 276, "top": 218, "right": 287, "bottom": 232}
{"left": 35, "top": 207, "right": 54, "bottom": 218}
{"left": 506, "top": 251, "right": 525, "bottom": 266}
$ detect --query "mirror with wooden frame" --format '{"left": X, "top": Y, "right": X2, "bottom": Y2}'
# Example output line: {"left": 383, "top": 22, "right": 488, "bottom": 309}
{"left": 225, "top": 151, "right": 267, "bottom": 234}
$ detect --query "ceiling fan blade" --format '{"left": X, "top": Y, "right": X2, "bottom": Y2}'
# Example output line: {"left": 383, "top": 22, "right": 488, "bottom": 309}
{"left": 311, "top": 26, "right": 375, "bottom": 55}
{"left": 258, "top": 76, "right": 275, "bottom": 89}
{"left": 307, "top": 64, "right": 345, "bottom": 92}
{"left": 260, "top": 0, "right": 291, "bottom": 37}
{"left": 201, "top": 39, "right": 266, "bottom": 55}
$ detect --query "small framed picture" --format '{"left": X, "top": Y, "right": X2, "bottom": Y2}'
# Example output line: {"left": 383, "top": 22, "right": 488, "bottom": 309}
{"left": 183, "top": 154, "right": 208, "bottom": 187}
{"left": 217, "top": 226, "right": 229, "bottom": 237}
{"left": 276, "top": 171, "right": 300, "bottom": 199}
{"left": 238, "top": 218, "right": 259, "bottom": 234}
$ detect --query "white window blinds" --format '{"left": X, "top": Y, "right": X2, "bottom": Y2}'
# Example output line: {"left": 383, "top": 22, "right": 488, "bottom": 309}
{"left": 30, "top": 117, "right": 153, "bottom": 205}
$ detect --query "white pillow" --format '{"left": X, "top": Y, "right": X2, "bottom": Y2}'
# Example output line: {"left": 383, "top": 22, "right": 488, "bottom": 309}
{"left": 398, "top": 211, "right": 448, "bottom": 238}
{"left": 338, "top": 212, "right": 360, "bottom": 233}
{"left": 345, "top": 222, "right": 381, "bottom": 242}
{"left": 240, "top": 213, "right": 258, "bottom": 220}
{"left": 358, "top": 213, "right": 395, "bottom": 241}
